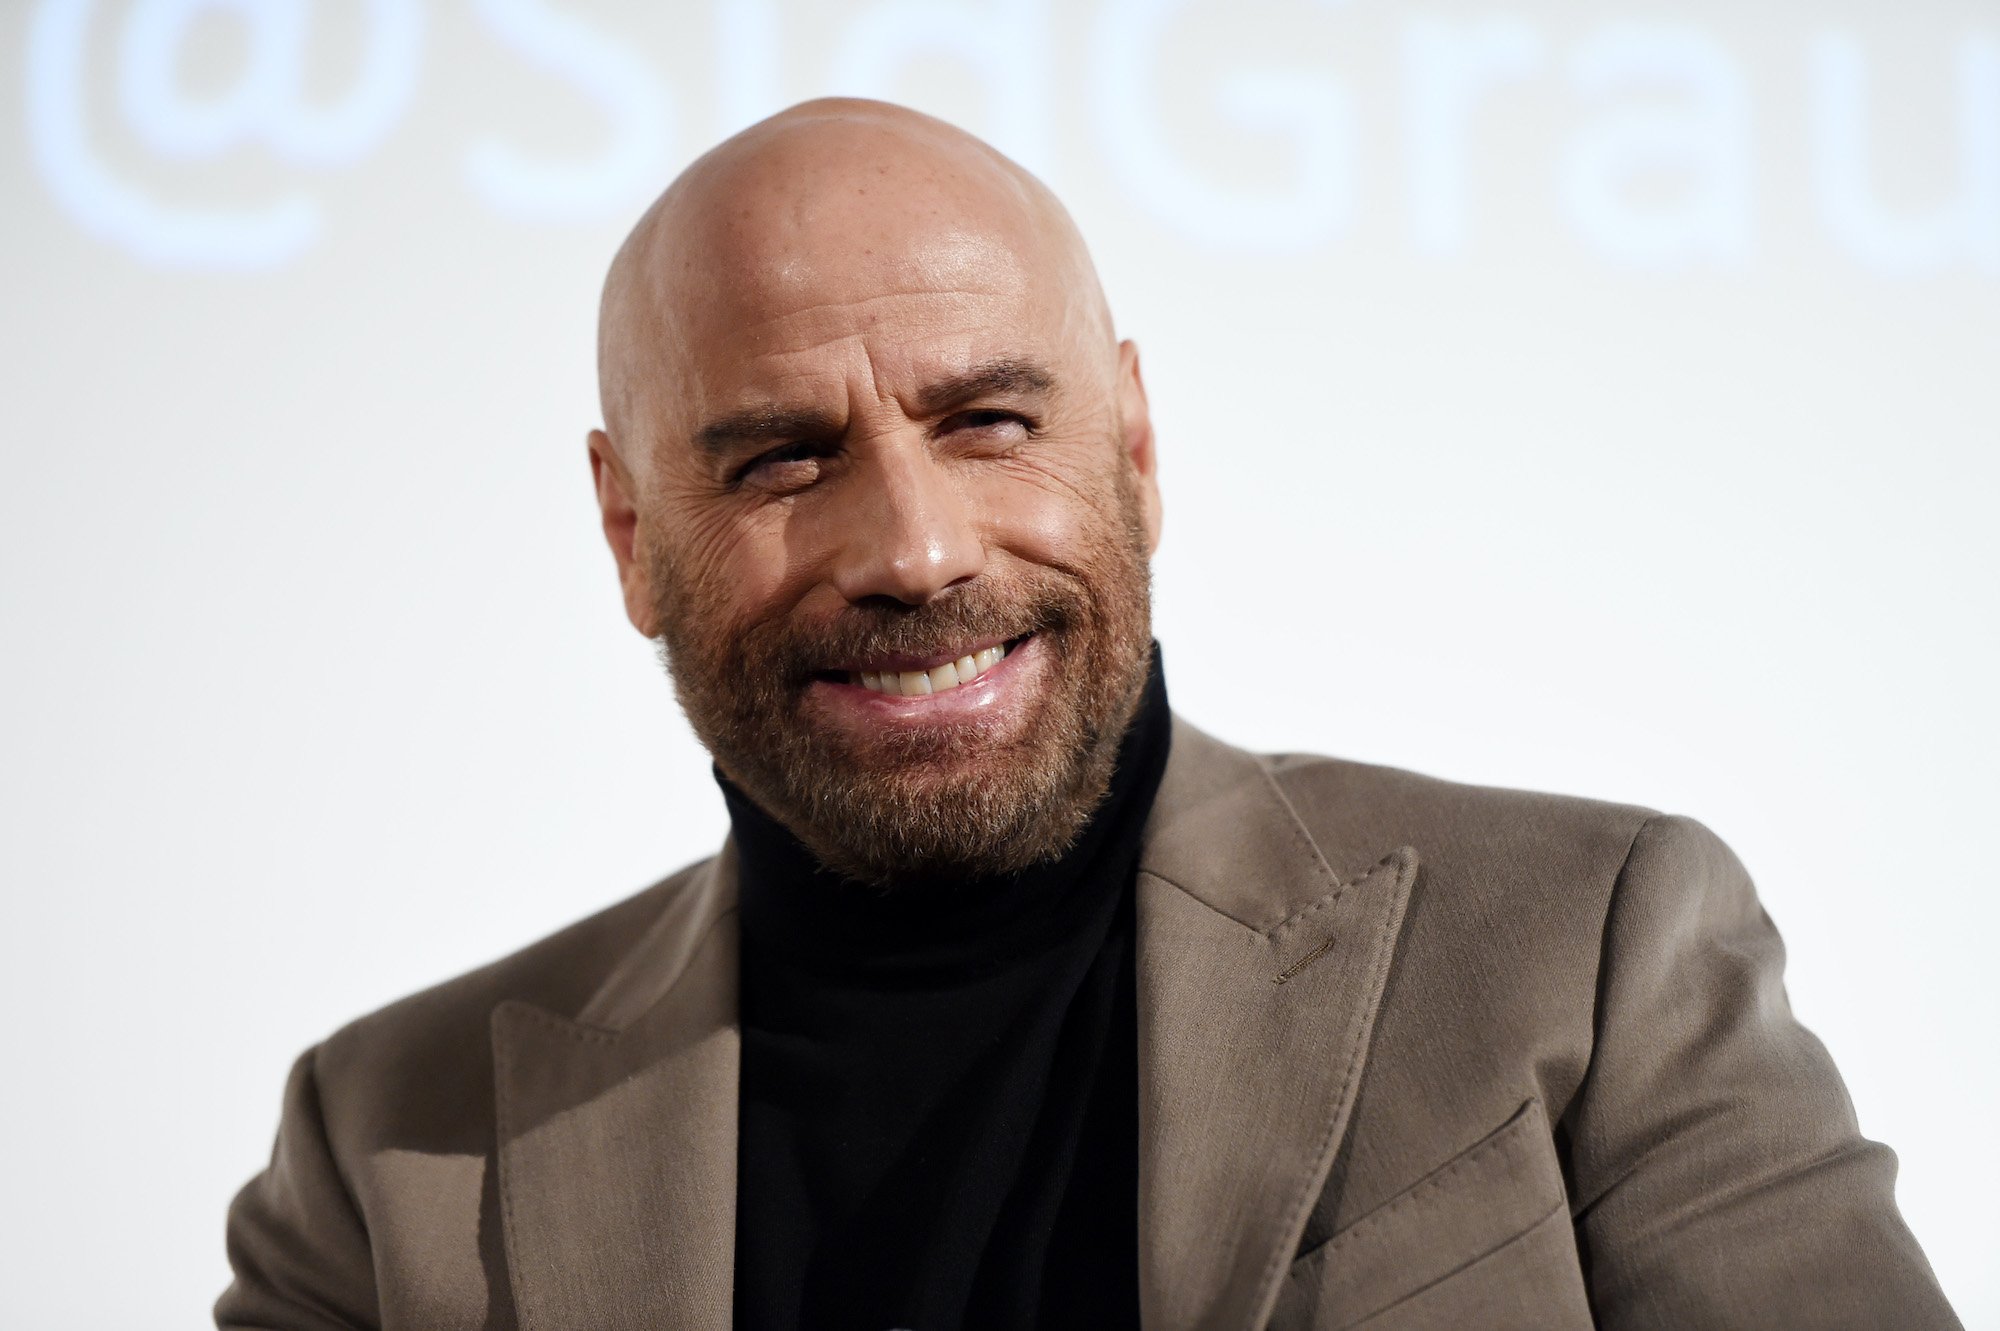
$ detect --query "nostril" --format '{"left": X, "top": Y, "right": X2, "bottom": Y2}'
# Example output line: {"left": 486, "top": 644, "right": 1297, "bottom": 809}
{"left": 851, "top": 591, "right": 929, "bottom": 612}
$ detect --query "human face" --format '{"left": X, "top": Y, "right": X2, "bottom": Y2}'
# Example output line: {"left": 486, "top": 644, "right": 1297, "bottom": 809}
{"left": 592, "top": 226, "right": 1162, "bottom": 883}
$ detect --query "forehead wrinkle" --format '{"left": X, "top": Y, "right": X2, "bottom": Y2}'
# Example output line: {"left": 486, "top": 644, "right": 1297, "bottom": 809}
{"left": 713, "top": 219, "right": 1034, "bottom": 337}
{"left": 744, "top": 285, "right": 1014, "bottom": 337}
{"left": 736, "top": 295, "right": 1021, "bottom": 377}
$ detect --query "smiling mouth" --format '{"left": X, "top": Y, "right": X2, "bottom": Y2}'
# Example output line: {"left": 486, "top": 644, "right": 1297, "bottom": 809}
{"left": 830, "top": 635, "right": 1027, "bottom": 697}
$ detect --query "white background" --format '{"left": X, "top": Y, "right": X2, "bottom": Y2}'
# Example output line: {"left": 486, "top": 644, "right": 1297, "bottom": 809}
{"left": 1, "top": 1, "right": 1995, "bottom": 1325}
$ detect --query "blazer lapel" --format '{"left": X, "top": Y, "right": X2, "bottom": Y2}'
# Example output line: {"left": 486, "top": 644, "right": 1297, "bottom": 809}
{"left": 492, "top": 845, "right": 742, "bottom": 1330}
{"left": 1136, "top": 720, "right": 1418, "bottom": 1331}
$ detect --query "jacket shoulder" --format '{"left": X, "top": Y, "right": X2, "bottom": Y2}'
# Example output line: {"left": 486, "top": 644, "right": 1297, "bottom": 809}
{"left": 1260, "top": 748, "right": 1663, "bottom": 892}
{"left": 310, "top": 858, "right": 713, "bottom": 1145}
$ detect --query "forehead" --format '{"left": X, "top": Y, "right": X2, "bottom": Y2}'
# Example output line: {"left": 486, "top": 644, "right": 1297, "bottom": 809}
{"left": 675, "top": 219, "right": 1055, "bottom": 394}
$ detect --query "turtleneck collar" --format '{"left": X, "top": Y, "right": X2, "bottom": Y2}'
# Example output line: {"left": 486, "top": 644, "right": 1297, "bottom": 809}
{"left": 719, "top": 644, "right": 1172, "bottom": 978}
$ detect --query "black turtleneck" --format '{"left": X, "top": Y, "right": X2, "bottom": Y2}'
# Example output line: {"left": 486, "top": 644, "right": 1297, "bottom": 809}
{"left": 726, "top": 649, "right": 1171, "bottom": 1331}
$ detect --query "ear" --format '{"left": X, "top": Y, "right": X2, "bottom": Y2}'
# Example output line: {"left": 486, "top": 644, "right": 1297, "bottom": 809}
{"left": 587, "top": 428, "right": 660, "bottom": 637}
{"left": 1115, "top": 340, "right": 1163, "bottom": 554}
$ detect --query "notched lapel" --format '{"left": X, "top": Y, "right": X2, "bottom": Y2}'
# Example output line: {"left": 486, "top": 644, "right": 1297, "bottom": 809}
{"left": 1138, "top": 721, "right": 1419, "bottom": 1331}
{"left": 492, "top": 851, "right": 742, "bottom": 1331}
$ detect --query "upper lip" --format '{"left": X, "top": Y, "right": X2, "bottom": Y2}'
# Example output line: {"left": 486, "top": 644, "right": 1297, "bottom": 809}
{"left": 831, "top": 634, "right": 1017, "bottom": 675}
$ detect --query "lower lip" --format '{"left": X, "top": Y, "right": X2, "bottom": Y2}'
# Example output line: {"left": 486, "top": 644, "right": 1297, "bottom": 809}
{"left": 807, "top": 635, "right": 1043, "bottom": 726}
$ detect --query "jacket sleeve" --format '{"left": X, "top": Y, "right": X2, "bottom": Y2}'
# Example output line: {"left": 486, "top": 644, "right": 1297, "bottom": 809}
{"left": 216, "top": 1045, "right": 379, "bottom": 1330}
{"left": 1563, "top": 814, "right": 1959, "bottom": 1329}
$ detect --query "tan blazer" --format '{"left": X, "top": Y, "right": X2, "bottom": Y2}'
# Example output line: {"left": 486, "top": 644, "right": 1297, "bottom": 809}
{"left": 218, "top": 719, "right": 1959, "bottom": 1330}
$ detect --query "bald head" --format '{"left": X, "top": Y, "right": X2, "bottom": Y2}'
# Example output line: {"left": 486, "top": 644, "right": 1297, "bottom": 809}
{"left": 596, "top": 98, "right": 1116, "bottom": 469}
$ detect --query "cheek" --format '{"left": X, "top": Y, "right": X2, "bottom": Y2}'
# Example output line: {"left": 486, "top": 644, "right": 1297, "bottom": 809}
{"left": 651, "top": 499, "right": 801, "bottom": 631}
{"left": 973, "top": 449, "right": 1133, "bottom": 568}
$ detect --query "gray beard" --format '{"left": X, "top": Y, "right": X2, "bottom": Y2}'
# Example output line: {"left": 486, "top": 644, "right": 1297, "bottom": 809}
{"left": 649, "top": 489, "right": 1155, "bottom": 885}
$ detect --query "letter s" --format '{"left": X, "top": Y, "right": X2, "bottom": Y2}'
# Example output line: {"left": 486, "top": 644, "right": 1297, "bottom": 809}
{"left": 464, "top": 0, "right": 671, "bottom": 223}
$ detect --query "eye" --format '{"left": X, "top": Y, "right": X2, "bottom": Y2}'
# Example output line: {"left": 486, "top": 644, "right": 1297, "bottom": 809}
{"left": 735, "top": 440, "right": 831, "bottom": 490}
{"left": 941, "top": 409, "right": 1034, "bottom": 440}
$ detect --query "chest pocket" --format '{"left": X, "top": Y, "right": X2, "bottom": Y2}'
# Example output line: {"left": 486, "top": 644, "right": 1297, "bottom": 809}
{"left": 1271, "top": 1098, "right": 1595, "bottom": 1330}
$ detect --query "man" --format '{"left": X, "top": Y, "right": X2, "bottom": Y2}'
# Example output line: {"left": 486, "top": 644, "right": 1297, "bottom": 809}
{"left": 218, "top": 99, "right": 1959, "bottom": 1330}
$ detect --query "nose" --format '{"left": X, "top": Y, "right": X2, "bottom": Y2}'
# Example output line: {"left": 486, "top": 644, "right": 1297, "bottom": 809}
{"left": 826, "top": 439, "right": 986, "bottom": 606}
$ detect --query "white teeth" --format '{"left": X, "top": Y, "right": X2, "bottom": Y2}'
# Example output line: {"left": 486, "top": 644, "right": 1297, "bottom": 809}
{"left": 849, "top": 641, "right": 1014, "bottom": 697}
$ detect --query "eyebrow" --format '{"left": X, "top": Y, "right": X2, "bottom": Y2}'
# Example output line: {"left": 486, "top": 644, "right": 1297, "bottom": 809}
{"left": 691, "top": 358, "right": 1058, "bottom": 457}
{"left": 694, "top": 405, "right": 843, "bottom": 457}
{"left": 912, "top": 358, "right": 1057, "bottom": 416}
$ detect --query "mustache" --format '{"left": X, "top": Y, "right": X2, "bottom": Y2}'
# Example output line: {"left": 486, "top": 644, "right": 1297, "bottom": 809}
{"left": 746, "top": 578, "right": 1081, "bottom": 681}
